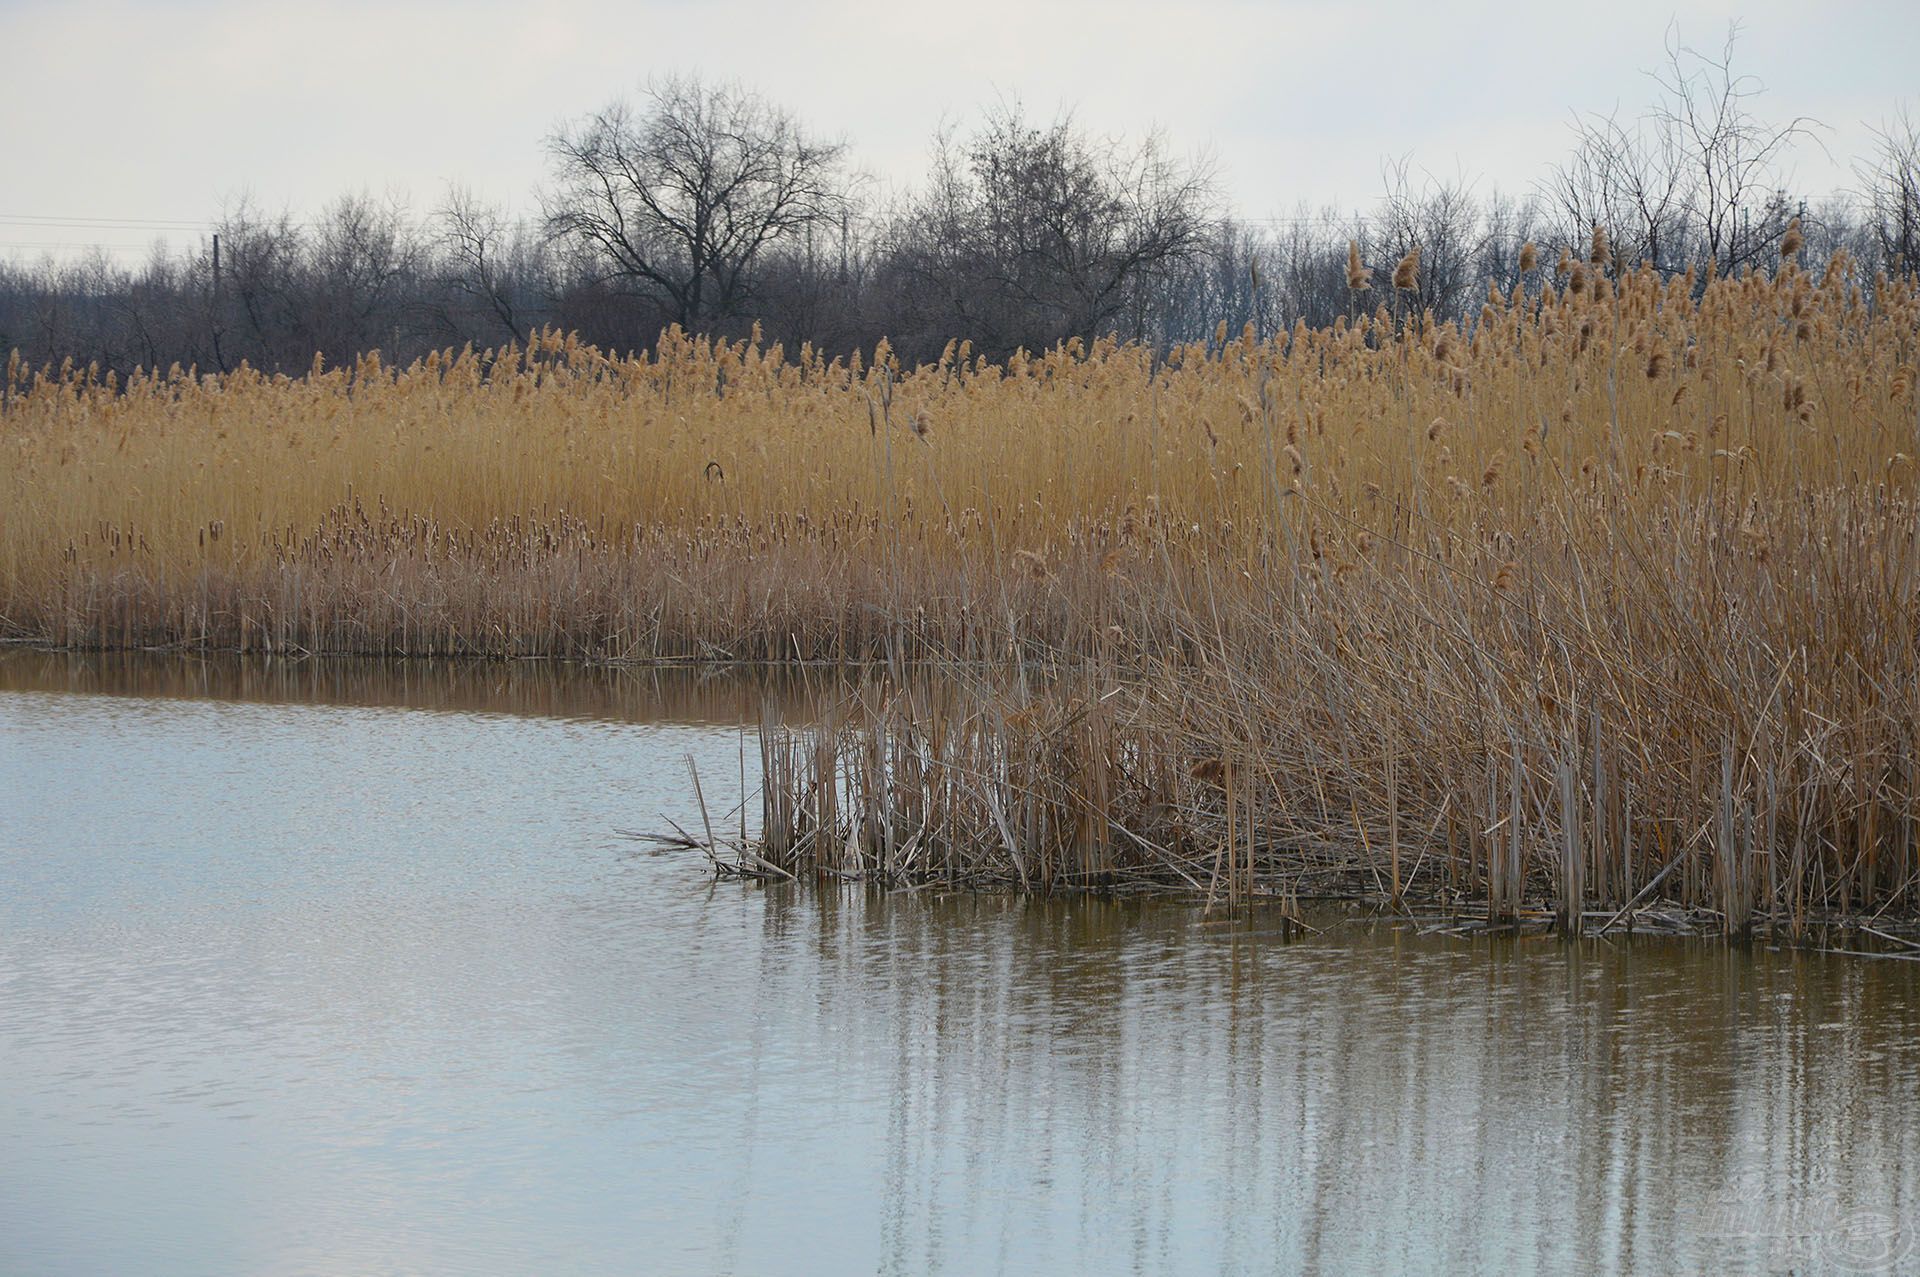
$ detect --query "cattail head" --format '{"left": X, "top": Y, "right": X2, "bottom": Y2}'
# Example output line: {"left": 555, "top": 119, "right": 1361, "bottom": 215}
{"left": 1589, "top": 223, "right": 1610, "bottom": 269}
{"left": 1518, "top": 241, "right": 1539, "bottom": 273}
{"left": 1645, "top": 349, "right": 1666, "bottom": 379}
{"left": 1555, "top": 246, "right": 1573, "bottom": 276}
{"left": 1346, "top": 240, "right": 1371, "bottom": 291}
{"left": 1780, "top": 217, "right": 1805, "bottom": 261}
{"left": 1392, "top": 245, "right": 1421, "bottom": 291}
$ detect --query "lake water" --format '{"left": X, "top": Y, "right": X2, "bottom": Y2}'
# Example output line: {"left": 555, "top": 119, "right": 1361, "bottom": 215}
{"left": 4, "top": 654, "right": 1919, "bottom": 1275}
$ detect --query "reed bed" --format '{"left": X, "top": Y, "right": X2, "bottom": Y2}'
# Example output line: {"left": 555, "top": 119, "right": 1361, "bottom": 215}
{"left": 6, "top": 250, "right": 1920, "bottom": 928}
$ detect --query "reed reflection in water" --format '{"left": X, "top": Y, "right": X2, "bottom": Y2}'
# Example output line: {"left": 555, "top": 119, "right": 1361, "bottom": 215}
{"left": 2, "top": 665, "right": 1917, "bottom": 1275}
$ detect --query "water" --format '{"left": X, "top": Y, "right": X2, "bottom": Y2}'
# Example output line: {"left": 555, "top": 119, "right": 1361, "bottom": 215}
{"left": 4, "top": 654, "right": 1919, "bottom": 1275}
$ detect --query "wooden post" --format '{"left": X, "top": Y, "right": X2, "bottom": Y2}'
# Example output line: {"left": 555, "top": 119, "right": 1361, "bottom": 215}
{"left": 211, "top": 232, "right": 227, "bottom": 372}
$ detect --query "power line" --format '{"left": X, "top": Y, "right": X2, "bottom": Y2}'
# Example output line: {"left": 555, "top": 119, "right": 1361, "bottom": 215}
{"left": 0, "top": 215, "right": 213, "bottom": 230}
{"left": 0, "top": 240, "right": 168, "bottom": 250}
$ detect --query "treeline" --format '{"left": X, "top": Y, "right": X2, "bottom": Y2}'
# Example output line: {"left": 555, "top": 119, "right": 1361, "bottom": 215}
{"left": 5, "top": 36, "right": 1918, "bottom": 376}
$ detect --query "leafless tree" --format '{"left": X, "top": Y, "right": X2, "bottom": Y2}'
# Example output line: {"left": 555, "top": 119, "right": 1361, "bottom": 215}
{"left": 1543, "top": 106, "right": 1689, "bottom": 272}
{"left": 1544, "top": 23, "right": 1820, "bottom": 278}
{"left": 1857, "top": 108, "right": 1920, "bottom": 273}
{"left": 304, "top": 193, "right": 423, "bottom": 358}
{"left": 1376, "top": 158, "right": 1486, "bottom": 317}
{"left": 543, "top": 75, "right": 846, "bottom": 335}
{"left": 884, "top": 103, "right": 1217, "bottom": 357}
{"left": 209, "top": 198, "right": 305, "bottom": 368}
{"left": 437, "top": 188, "right": 550, "bottom": 342}
{"left": 1654, "top": 24, "right": 1821, "bottom": 275}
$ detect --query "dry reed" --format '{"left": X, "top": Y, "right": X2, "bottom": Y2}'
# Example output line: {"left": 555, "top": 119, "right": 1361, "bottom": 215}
{"left": 6, "top": 259, "right": 1920, "bottom": 930}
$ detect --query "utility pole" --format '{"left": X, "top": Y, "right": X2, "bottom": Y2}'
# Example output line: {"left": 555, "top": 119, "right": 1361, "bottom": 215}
{"left": 211, "top": 232, "right": 227, "bottom": 373}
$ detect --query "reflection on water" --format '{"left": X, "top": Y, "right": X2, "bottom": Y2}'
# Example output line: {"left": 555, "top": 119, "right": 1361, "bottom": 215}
{"left": 3, "top": 664, "right": 1919, "bottom": 1275}
{"left": 0, "top": 647, "right": 845, "bottom": 725}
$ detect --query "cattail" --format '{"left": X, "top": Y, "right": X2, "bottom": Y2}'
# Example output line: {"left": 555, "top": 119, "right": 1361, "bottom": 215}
{"left": 1645, "top": 349, "right": 1666, "bottom": 379}
{"left": 1518, "top": 242, "right": 1538, "bottom": 273}
{"left": 1589, "top": 223, "right": 1610, "bottom": 269}
{"left": 1393, "top": 246, "right": 1421, "bottom": 291}
{"left": 1780, "top": 217, "right": 1805, "bottom": 261}
{"left": 1555, "top": 247, "right": 1573, "bottom": 276}
{"left": 1346, "top": 240, "right": 1371, "bottom": 291}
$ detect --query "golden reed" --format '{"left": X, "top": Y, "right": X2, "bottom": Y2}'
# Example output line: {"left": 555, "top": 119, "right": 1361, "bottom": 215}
{"left": 5, "top": 255, "right": 1919, "bottom": 930}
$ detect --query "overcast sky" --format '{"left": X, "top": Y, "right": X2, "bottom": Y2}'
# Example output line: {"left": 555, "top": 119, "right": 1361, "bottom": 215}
{"left": 3, "top": 0, "right": 1915, "bottom": 261}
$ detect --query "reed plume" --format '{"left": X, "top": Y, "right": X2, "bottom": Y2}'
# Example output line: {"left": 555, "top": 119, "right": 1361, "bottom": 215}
{"left": 1392, "top": 246, "right": 1420, "bottom": 291}
{"left": 1781, "top": 217, "right": 1805, "bottom": 261}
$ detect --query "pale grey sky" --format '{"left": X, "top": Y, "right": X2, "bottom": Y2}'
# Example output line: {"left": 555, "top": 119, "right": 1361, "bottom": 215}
{"left": 3, "top": 0, "right": 1915, "bottom": 261}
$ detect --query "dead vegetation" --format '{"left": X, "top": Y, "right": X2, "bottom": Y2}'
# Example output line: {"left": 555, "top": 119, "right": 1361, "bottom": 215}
{"left": 5, "top": 249, "right": 1919, "bottom": 930}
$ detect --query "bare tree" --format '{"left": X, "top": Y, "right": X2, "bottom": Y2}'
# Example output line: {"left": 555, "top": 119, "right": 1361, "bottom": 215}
{"left": 543, "top": 76, "right": 846, "bottom": 336}
{"left": 1653, "top": 24, "right": 1820, "bottom": 275}
{"left": 210, "top": 198, "right": 305, "bottom": 369}
{"left": 1543, "top": 106, "right": 1688, "bottom": 273}
{"left": 885, "top": 103, "right": 1217, "bottom": 357}
{"left": 1544, "top": 23, "right": 1819, "bottom": 278}
{"left": 437, "top": 188, "right": 550, "bottom": 342}
{"left": 1376, "top": 158, "right": 1486, "bottom": 317}
{"left": 1857, "top": 108, "right": 1920, "bottom": 273}
{"left": 304, "top": 192, "right": 423, "bottom": 359}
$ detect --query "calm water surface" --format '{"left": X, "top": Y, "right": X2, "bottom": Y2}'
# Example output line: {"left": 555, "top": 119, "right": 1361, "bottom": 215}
{"left": 3, "top": 654, "right": 1918, "bottom": 1275}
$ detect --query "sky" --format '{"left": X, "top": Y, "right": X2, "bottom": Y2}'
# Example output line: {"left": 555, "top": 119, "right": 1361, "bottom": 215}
{"left": 3, "top": 0, "right": 1916, "bottom": 262}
